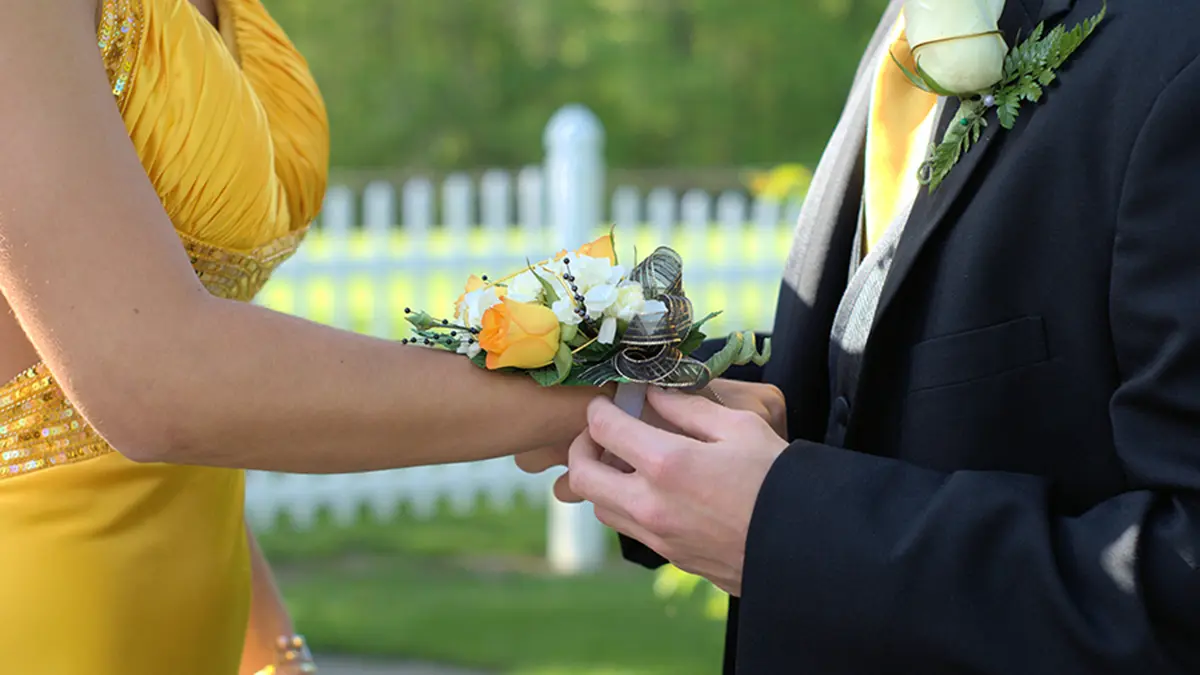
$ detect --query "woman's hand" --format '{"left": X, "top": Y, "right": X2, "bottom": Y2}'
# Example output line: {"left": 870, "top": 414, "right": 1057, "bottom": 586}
{"left": 514, "top": 379, "right": 787, "bottom": 502}
{"left": 240, "top": 526, "right": 318, "bottom": 675}
{"left": 698, "top": 379, "right": 788, "bottom": 438}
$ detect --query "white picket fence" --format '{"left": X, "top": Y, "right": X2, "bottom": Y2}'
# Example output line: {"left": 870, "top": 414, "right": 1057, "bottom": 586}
{"left": 245, "top": 105, "right": 801, "bottom": 572}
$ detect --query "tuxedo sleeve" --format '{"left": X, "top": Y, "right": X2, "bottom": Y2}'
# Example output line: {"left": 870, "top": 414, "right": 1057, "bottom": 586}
{"left": 620, "top": 334, "right": 772, "bottom": 569}
{"left": 737, "top": 57, "right": 1200, "bottom": 673}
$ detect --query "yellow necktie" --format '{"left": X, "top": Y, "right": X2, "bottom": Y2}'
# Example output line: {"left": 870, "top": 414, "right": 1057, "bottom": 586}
{"left": 863, "top": 15, "right": 939, "bottom": 254}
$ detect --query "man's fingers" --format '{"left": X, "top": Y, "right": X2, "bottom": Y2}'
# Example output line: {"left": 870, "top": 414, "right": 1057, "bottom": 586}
{"left": 593, "top": 505, "right": 666, "bottom": 554}
{"left": 585, "top": 396, "right": 692, "bottom": 475}
{"left": 514, "top": 446, "right": 567, "bottom": 474}
{"left": 553, "top": 471, "right": 583, "bottom": 503}
{"left": 566, "top": 426, "right": 642, "bottom": 511}
{"left": 647, "top": 386, "right": 741, "bottom": 442}
{"left": 600, "top": 449, "right": 634, "bottom": 473}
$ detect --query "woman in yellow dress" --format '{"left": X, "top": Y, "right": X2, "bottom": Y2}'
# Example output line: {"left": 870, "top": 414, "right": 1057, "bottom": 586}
{"left": 0, "top": 1, "right": 784, "bottom": 673}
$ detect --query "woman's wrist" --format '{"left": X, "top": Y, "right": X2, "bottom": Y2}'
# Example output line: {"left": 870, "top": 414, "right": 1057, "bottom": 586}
{"left": 263, "top": 635, "right": 317, "bottom": 674}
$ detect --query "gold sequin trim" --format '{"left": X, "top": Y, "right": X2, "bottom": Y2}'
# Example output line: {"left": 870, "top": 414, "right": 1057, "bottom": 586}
{"left": 0, "top": 230, "right": 307, "bottom": 479}
{"left": 181, "top": 229, "right": 308, "bottom": 302}
{"left": 97, "top": 0, "right": 145, "bottom": 105}
{"left": 0, "top": 365, "right": 109, "bottom": 479}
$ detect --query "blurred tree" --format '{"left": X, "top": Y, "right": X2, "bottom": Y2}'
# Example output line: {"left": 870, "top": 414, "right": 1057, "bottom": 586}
{"left": 264, "top": 0, "right": 889, "bottom": 170}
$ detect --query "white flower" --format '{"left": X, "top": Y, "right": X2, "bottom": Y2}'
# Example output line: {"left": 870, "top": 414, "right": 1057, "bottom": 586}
{"left": 505, "top": 270, "right": 546, "bottom": 304}
{"left": 606, "top": 282, "right": 647, "bottom": 322}
{"left": 457, "top": 286, "right": 503, "bottom": 328}
{"left": 455, "top": 332, "right": 475, "bottom": 355}
{"left": 597, "top": 316, "right": 619, "bottom": 345}
{"left": 905, "top": 0, "right": 1008, "bottom": 95}
{"left": 466, "top": 342, "right": 482, "bottom": 359}
{"left": 583, "top": 284, "right": 619, "bottom": 320}
{"left": 552, "top": 297, "right": 583, "bottom": 326}
{"left": 551, "top": 255, "right": 625, "bottom": 295}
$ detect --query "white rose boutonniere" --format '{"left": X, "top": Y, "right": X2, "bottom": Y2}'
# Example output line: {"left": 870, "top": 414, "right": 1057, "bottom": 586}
{"left": 895, "top": 0, "right": 1107, "bottom": 192}
{"left": 905, "top": 0, "right": 1008, "bottom": 95}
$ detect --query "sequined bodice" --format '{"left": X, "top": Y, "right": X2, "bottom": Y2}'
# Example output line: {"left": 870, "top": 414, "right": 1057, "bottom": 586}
{"left": 0, "top": 0, "right": 328, "bottom": 479}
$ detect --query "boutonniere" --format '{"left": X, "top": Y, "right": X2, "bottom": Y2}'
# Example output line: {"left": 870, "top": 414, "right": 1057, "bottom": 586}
{"left": 893, "top": 0, "right": 1107, "bottom": 192}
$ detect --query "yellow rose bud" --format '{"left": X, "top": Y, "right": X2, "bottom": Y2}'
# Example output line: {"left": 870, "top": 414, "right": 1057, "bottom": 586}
{"left": 455, "top": 274, "right": 486, "bottom": 309}
{"left": 478, "top": 298, "right": 562, "bottom": 370}
{"left": 576, "top": 234, "right": 617, "bottom": 263}
{"left": 554, "top": 234, "right": 617, "bottom": 265}
{"left": 905, "top": 0, "right": 1008, "bottom": 95}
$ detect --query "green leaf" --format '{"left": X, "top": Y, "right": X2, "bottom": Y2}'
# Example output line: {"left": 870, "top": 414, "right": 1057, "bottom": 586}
{"left": 1012, "top": 74, "right": 1043, "bottom": 103}
{"left": 573, "top": 340, "right": 616, "bottom": 364}
{"left": 527, "top": 261, "right": 560, "bottom": 305}
{"left": 561, "top": 369, "right": 626, "bottom": 387}
{"left": 756, "top": 338, "right": 773, "bottom": 366}
{"left": 704, "top": 334, "right": 742, "bottom": 381}
{"left": 691, "top": 311, "right": 722, "bottom": 333}
{"left": 703, "top": 332, "right": 771, "bottom": 380}
{"left": 404, "top": 310, "right": 442, "bottom": 331}
{"left": 920, "top": 98, "right": 986, "bottom": 192}
{"left": 469, "top": 350, "right": 488, "bottom": 369}
{"left": 914, "top": 61, "right": 959, "bottom": 97}
{"left": 679, "top": 330, "right": 707, "bottom": 356}
{"left": 994, "top": 90, "right": 1021, "bottom": 129}
{"left": 569, "top": 360, "right": 627, "bottom": 387}
{"left": 552, "top": 342, "right": 573, "bottom": 385}
{"left": 678, "top": 310, "right": 722, "bottom": 355}
{"left": 528, "top": 366, "right": 561, "bottom": 387}
{"left": 888, "top": 49, "right": 934, "bottom": 93}
{"left": 560, "top": 322, "right": 579, "bottom": 344}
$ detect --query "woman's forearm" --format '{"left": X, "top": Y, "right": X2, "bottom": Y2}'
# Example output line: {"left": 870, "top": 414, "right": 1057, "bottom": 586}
{"left": 0, "top": 5, "right": 604, "bottom": 475}
{"left": 96, "top": 295, "right": 607, "bottom": 472}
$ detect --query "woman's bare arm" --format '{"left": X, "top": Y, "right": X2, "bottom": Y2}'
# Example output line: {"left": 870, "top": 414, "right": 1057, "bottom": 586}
{"left": 0, "top": 0, "right": 603, "bottom": 472}
{"left": 240, "top": 525, "right": 295, "bottom": 675}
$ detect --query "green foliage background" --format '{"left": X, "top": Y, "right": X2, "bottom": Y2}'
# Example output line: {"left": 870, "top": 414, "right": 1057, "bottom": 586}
{"left": 262, "top": 0, "right": 889, "bottom": 171}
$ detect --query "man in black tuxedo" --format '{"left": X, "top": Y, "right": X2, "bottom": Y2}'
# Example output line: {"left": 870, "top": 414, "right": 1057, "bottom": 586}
{"left": 518, "top": 0, "right": 1200, "bottom": 672}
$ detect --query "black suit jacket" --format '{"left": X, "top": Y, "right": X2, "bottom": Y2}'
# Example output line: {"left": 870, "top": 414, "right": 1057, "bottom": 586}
{"left": 623, "top": 1, "right": 1200, "bottom": 673}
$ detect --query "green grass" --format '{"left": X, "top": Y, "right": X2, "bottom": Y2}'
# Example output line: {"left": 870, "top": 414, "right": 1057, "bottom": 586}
{"left": 259, "top": 504, "right": 725, "bottom": 675}
{"left": 257, "top": 499, "right": 577, "bottom": 563}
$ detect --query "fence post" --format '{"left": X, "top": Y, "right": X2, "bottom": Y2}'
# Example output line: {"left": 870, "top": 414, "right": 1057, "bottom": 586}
{"left": 544, "top": 104, "right": 605, "bottom": 253}
{"left": 543, "top": 104, "right": 609, "bottom": 575}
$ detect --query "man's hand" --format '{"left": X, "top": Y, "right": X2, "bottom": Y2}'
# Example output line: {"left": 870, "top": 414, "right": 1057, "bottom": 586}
{"left": 514, "top": 379, "right": 787, "bottom": 502}
{"left": 566, "top": 387, "right": 789, "bottom": 596}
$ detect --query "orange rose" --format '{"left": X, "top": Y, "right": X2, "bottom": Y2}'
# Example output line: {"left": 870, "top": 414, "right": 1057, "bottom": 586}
{"left": 478, "top": 298, "right": 562, "bottom": 370}
{"left": 553, "top": 234, "right": 616, "bottom": 265}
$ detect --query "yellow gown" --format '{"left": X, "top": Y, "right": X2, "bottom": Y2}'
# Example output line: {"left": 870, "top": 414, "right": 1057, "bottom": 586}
{"left": 0, "top": 0, "right": 328, "bottom": 672}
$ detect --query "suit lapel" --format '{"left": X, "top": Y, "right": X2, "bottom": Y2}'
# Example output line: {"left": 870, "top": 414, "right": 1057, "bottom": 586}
{"left": 778, "top": 0, "right": 903, "bottom": 303}
{"left": 870, "top": 0, "right": 1074, "bottom": 329}
{"left": 767, "top": 0, "right": 903, "bottom": 439}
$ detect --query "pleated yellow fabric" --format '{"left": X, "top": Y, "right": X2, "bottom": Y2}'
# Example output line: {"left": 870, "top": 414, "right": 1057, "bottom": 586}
{"left": 0, "top": 1, "right": 328, "bottom": 672}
